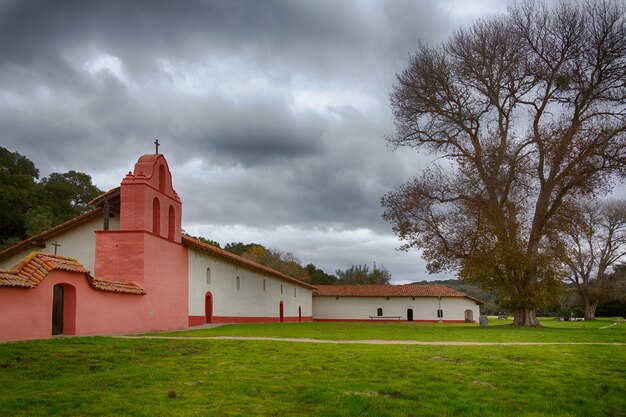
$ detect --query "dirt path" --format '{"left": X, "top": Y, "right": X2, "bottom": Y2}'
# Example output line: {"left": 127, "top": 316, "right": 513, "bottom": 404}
{"left": 599, "top": 319, "right": 625, "bottom": 330}
{"left": 113, "top": 335, "right": 626, "bottom": 346}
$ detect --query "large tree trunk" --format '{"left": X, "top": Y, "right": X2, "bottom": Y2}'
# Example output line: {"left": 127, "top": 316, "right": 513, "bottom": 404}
{"left": 584, "top": 301, "right": 598, "bottom": 321}
{"left": 513, "top": 308, "right": 541, "bottom": 326}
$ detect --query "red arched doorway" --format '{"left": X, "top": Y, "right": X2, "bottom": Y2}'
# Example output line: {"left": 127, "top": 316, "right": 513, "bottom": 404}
{"left": 52, "top": 283, "right": 76, "bottom": 335}
{"left": 279, "top": 301, "right": 284, "bottom": 323}
{"left": 205, "top": 291, "right": 213, "bottom": 323}
{"left": 298, "top": 306, "right": 302, "bottom": 322}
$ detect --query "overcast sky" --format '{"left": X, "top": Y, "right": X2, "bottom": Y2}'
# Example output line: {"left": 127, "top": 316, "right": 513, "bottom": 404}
{"left": 0, "top": 0, "right": 552, "bottom": 282}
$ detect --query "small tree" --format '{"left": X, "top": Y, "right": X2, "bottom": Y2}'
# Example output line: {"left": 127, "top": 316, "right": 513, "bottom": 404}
{"left": 39, "top": 171, "right": 102, "bottom": 220}
{"left": 306, "top": 263, "right": 338, "bottom": 284}
{"left": 383, "top": 0, "right": 626, "bottom": 326}
{"left": 551, "top": 200, "right": 626, "bottom": 319}
{"left": 335, "top": 264, "right": 392, "bottom": 285}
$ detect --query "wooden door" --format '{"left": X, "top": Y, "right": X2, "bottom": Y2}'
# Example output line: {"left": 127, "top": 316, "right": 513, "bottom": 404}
{"left": 407, "top": 308, "right": 414, "bottom": 322}
{"left": 52, "top": 285, "right": 64, "bottom": 335}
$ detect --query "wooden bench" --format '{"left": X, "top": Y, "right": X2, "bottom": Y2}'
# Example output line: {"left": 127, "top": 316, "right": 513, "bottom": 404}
{"left": 369, "top": 316, "right": 402, "bottom": 320}
{"left": 555, "top": 317, "right": 585, "bottom": 322}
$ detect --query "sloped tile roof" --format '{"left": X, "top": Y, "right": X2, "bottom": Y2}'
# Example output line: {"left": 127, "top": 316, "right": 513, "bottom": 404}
{"left": 313, "top": 284, "right": 483, "bottom": 304}
{"left": 88, "top": 186, "right": 120, "bottom": 206}
{"left": 0, "top": 252, "right": 145, "bottom": 295}
{"left": 182, "top": 235, "right": 316, "bottom": 290}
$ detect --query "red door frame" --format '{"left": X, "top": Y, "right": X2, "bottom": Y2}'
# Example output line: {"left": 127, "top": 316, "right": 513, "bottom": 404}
{"left": 205, "top": 291, "right": 213, "bottom": 323}
{"left": 52, "top": 283, "right": 76, "bottom": 335}
{"left": 279, "top": 300, "right": 284, "bottom": 323}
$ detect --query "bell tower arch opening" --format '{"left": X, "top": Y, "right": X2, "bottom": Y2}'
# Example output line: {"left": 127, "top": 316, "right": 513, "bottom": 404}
{"left": 152, "top": 198, "right": 161, "bottom": 235}
{"left": 168, "top": 205, "right": 175, "bottom": 240}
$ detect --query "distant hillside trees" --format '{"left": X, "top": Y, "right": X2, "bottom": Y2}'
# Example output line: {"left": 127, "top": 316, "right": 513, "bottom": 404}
{"left": 414, "top": 279, "right": 500, "bottom": 315}
{"left": 596, "top": 264, "right": 626, "bottom": 317}
{"left": 197, "top": 239, "right": 393, "bottom": 285}
{"left": 0, "top": 147, "right": 102, "bottom": 249}
{"left": 550, "top": 200, "right": 626, "bottom": 320}
{"left": 184, "top": 234, "right": 222, "bottom": 249}
{"left": 240, "top": 244, "right": 310, "bottom": 283}
{"left": 223, "top": 242, "right": 256, "bottom": 256}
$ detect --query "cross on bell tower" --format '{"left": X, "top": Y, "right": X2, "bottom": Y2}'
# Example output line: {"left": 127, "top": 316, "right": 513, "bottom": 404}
{"left": 154, "top": 139, "right": 160, "bottom": 154}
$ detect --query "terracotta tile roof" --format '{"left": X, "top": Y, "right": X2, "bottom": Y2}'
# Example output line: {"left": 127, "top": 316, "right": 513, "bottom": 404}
{"left": 90, "top": 278, "right": 145, "bottom": 294}
{"left": 0, "top": 208, "right": 103, "bottom": 261}
{"left": 88, "top": 187, "right": 120, "bottom": 206}
{"left": 0, "top": 252, "right": 145, "bottom": 295}
{"left": 182, "top": 235, "right": 316, "bottom": 290}
{"left": 313, "top": 284, "right": 484, "bottom": 304}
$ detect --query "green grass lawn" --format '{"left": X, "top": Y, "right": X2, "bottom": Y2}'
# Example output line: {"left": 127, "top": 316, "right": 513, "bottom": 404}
{"left": 1, "top": 335, "right": 625, "bottom": 417}
{"left": 153, "top": 317, "right": 626, "bottom": 343}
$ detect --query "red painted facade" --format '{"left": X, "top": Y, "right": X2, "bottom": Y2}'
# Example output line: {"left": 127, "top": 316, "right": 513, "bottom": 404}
{"left": 1, "top": 154, "right": 188, "bottom": 341}
{"left": 94, "top": 154, "right": 188, "bottom": 332}
{"left": 0, "top": 270, "right": 146, "bottom": 341}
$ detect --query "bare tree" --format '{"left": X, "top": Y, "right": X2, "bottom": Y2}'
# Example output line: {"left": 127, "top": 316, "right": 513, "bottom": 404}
{"left": 382, "top": 0, "right": 626, "bottom": 325}
{"left": 551, "top": 200, "right": 626, "bottom": 319}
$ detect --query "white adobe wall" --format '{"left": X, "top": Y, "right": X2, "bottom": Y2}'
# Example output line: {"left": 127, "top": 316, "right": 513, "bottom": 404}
{"left": 312, "top": 296, "right": 480, "bottom": 322}
{"left": 188, "top": 249, "right": 313, "bottom": 320}
{"left": 0, "top": 215, "right": 119, "bottom": 275}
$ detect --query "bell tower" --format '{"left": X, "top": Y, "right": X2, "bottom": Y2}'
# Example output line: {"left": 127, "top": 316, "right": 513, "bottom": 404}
{"left": 118, "top": 154, "right": 182, "bottom": 243}
{"left": 94, "top": 154, "right": 188, "bottom": 298}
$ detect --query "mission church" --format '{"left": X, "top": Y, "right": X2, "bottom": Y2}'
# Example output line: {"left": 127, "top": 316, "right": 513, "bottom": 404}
{"left": 0, "top": 151, "right": 482, "bottom": 341}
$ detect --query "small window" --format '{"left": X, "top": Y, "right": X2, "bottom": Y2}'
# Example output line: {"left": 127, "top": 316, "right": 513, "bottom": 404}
{"left": 437, "top": 309, "right": 443, "bottom": 318}
{"left": 236, "top": 276, "right": 240, "bottom": 291}
{"left": 377, "top": 308, "right": 383, "bottom": 317}
{"left": 281, "top": 284, "right": 283, "bottom": 295}
{"left": 206, "top": 268, "right": 211, "bottom": 284}
{"left": 294, "top": 287, "right": 297, "bottom": 298}
{"left": 263, "top": 279, "right": 266, "bottom": 291}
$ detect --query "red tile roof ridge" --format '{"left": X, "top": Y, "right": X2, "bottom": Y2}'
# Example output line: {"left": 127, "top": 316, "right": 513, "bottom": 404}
{"left": 0, "top": 252, "right": 145, "bottom": 295}
{"left": 182, "top": 235, "right": 316, "bottom": 290}
{"left": 0, "top": 208, "right": 103, "bottom": 261}
{"left": 88, "top": 187, "right": 121, "bottom": 206}
{"left": 313, "top": 284, "right": 483, "bottom": 304}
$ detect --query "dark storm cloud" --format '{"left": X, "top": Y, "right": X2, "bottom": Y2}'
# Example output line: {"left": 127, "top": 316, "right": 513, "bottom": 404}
{"left": 0, "top": 0, "right": 473, "bottom": 279}
{"left": 0, "top": 0, "right": 449, "bottom": 83}
{"left": 208, "top": 131, "right": 322, "bottom": 164}
{"left": 0, "top": 0, "right": 452, "bottom": 167}
{"left": 179, "top": 105, "right": 422, "bottom": 233}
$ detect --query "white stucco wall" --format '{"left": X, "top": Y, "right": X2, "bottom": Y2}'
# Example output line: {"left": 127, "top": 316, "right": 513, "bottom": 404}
{"left": 188, "top": 249, "right": 313, "bottom": 320}
{"left": 0, "top": 214, "right": 119, "bottom": 275}
{"left": 312, "top": 296, "right": 480, "bottom": 322}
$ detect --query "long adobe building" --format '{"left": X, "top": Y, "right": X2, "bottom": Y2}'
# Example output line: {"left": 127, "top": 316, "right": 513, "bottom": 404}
{"left": 0, "top": 152, "right": 482, "bottom": 341}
